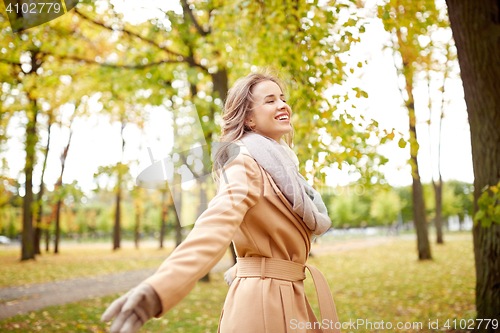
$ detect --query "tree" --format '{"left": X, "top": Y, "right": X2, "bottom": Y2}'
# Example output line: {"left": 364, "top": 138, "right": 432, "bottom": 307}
{"left": 53, "top": 105, "right": 76, "bottom": 254}
{"left": 36, "top": 74, "right": 96, "bottom": 254}
{"left": 131, "top": 186, "right": 145, "bottom": 249}
{"left": 158, "top": 189, "right": 171, "bottom": 249}
{"left": 0, "top": 47, "right": 45, "bottom": 261}
{"left": 0, "top": 13, "right": 113, "bottom": 258}
{"left": 41, "top": 84, "right": 87, "bottom": 254}
{"left": 33, "top": 110, "right": 53, "bottom": 254}
{"left": 3, "top": 0, "right": 393, "bottom": 262}
{"left": 68, "top": 0, "right": 390, "bottom": 190}
{"left": 445, "top": 1, "right": 500, "bottom": 328}
{"left": 422, "top": 26, "right": 458, "bottom": 244}
{"left": 378, "top": 0, "right": 448, "bottom": 260}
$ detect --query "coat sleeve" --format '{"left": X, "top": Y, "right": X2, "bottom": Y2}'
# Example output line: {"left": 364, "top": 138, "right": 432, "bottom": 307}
{"left": 141, "top": 153, "right": 262, "bottom": 318}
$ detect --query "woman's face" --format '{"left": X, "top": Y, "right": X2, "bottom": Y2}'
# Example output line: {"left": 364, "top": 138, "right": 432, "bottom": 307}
{"left": 246, "top": 80, "right": 292, "bottom": 143}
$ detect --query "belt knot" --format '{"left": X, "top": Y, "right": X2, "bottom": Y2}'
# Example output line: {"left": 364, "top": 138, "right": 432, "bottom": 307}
{"left": 235, "top": 256, "right": 341, "bottom": 333}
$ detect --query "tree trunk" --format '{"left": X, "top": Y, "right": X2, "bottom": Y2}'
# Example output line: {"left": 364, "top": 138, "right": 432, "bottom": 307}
{"left": 134, "top": 188, "right": 142, "bottom": 250}
{"left": 52, "top": 112, "right": 74, "bottom": 254}
{"left": 159, "top": 190, "right": 169, "bottom": 249}
{"left": 211, "top": 68, "right": 228, "bottom": 102}
{"left": 395, "top": 28, "right": 432, "bottom": 260}
{"left": 45, "top": 202, "right": 55, "bottom": 252}
{"left": 21, "top": 105, "right": 38, "bottom": 261}
{"left": 33, "top": 209, "right": 42, "bottom": 254}
{"left": 113, "top": 118, "right": 126, "bottom": 251}
{"left": 44, "top": 227, "right": 49, "bottom": 252}
{"left": 134, "top": 203, "right": 140, "bottom": 249}
{"left": 409, "top": 114, "right": 432, "bottom": 260}
{"left": 428, "top": 68, "right": 446, "bottom": 245}
{"left": 54, "top": 199, "right": 61, "bottom": 254}
{"left": 446, "top": 0, "right": 500, "bottom": 329}
{"left": 406, "top": 91, "right": 432, "bottom": 260}
{"left": 433, "top": 177, "right": 444, "bottom": 244}
{"left": 173, "top": 187, "right": 183, "bottom": 247}
{"left": 197, "top": 177, "right": 211, "bottom": 282}
{"left": 34, "top": 113, "right": 53, "bottom": 255}
{"left": 458, "top": 213, "right": 464, "bottom": 231}
{"left": 113, "top": 180, "right": 121, "bottom": 250}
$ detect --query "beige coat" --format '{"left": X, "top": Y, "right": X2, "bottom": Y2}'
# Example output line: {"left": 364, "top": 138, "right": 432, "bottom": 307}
{"left": 143, "top": 147, "right": 340, "bottom": 333}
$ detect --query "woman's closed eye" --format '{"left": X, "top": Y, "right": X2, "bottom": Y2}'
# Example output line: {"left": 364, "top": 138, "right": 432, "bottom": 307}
{"left": 266, "top": 100, "right": 287, "bottom": 104}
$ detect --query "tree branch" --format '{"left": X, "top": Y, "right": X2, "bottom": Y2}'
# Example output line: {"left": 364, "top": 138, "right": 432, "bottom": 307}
{"left": 0, "top": 58, "right": 22, "bottom": 66}
{"left": 73, "top": 9, "right": 208, "bottom": 72}
{"left": 74, "top": 9, "right": 181, "bottom": 58}
{"left": 40, "top": 52, "right": 182, "bottom": 69}
{"left": 0, "top": 58, "right": 23, "bottom": 77}
{"left": 180, "top": 0, "right": 209, "bottom": 36}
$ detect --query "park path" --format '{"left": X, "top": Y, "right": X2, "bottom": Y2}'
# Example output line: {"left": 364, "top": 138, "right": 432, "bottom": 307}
{"left": 0, "top": 236, "right": 401, "bottom": 320}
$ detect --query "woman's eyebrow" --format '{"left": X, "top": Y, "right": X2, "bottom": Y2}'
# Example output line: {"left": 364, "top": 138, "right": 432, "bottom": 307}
{"left": 263, "top": 93, "right": 285, "bottom": 99}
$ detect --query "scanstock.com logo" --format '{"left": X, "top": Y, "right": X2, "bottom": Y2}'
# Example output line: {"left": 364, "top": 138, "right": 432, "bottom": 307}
{"left": 3, "top": 0, "right": 79, "bottom": 33}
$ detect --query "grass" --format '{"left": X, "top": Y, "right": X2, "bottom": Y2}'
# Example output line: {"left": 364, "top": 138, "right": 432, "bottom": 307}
{"left": 0, "top": 274, "right": 228, "bottom": 333}
{"left": 0, "top": 246, "right": 175, "bottom": 288}
{"left": 0, "top": 234, "right": 475, "bottom": 332}
{"left": 306, "top": 234, "right": 475, "bottom": 332}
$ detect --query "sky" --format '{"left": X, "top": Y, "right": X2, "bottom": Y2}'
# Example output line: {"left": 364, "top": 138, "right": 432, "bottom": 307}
{"left": 322, "top": 14, "right": 473, "bottom": 188}
{"left": 2, "top": 0, "right": 474, "bottom": 197}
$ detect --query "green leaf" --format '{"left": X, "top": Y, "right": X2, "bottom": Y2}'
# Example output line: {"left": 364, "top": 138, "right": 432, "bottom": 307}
{"left": 398, "top": 138, "right": 407, "bottom": 148}
{"left": 474, "top": 210, "right": 485, "bottom": 222}
{"left": 481, "top": 217, "right": 492, "bottom": 228}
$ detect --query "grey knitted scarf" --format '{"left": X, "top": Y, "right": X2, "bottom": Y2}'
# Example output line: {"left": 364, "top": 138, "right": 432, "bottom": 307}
{"left": 237, "top": 132, "right": 331, "bottom": 236}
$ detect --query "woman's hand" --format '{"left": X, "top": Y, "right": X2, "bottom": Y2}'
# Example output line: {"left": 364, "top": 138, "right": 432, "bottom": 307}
{"left": 101, "top": 283, "right": 162, "bottom": 333}
{"left": 224, "top": 264, "right": 237, "bottom": 287}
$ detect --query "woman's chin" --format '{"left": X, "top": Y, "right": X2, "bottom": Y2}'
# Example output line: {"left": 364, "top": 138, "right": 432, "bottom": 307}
{"left": 281, "top": 126, "right": 293, "bottom": 135}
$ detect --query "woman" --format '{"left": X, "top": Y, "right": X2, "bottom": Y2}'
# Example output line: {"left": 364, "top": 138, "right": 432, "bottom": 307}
{"left": 101, "top": 70, "right": 341, "bottom": 333}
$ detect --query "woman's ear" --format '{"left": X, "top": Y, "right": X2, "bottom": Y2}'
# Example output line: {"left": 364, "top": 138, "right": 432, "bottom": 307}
{"left": 245, "top": 118, "right": 255, "bottom": 130}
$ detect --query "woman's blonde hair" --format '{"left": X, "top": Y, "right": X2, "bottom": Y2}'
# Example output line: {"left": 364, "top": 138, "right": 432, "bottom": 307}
{"left": 211, "top": 68, "right": 295, "bottom": 186}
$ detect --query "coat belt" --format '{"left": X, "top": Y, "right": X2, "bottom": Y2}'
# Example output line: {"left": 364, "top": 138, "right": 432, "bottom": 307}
{"left": 236, "top": 257, "right": 341, "bottom": 333}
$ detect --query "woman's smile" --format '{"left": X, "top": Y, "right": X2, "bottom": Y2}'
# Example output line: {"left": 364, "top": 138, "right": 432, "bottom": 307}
{"left": 246, "top": 80, "right": 293, "bottom": 142}
{"left": 275, "top": 112, "right": 290, "bottom": 122}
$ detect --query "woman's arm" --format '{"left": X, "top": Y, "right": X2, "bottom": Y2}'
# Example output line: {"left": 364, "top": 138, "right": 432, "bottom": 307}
{"left": 142, "top": 153, "right": 262, "bottom": 317}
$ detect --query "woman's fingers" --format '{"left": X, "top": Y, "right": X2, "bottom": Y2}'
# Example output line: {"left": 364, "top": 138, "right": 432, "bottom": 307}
{"left": 101, "top": 286, "right": 155, "bottom": 333}
{"left": 101, "top": 294, "right": 128, "bottom": 322}
{"left": 130, "top": 317, "right": 144, "bottom": 333}
{"left": 109, "top": 309, "right": 131, "bottom": 333}
{"left": 119, "top": 312, "right": 141, "bottom": 333}
{"left": 121, "top": 291, "right": 144, "bottom": 314}
{"left": 132, "top": 305, "right": 149, "bottom": 324}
